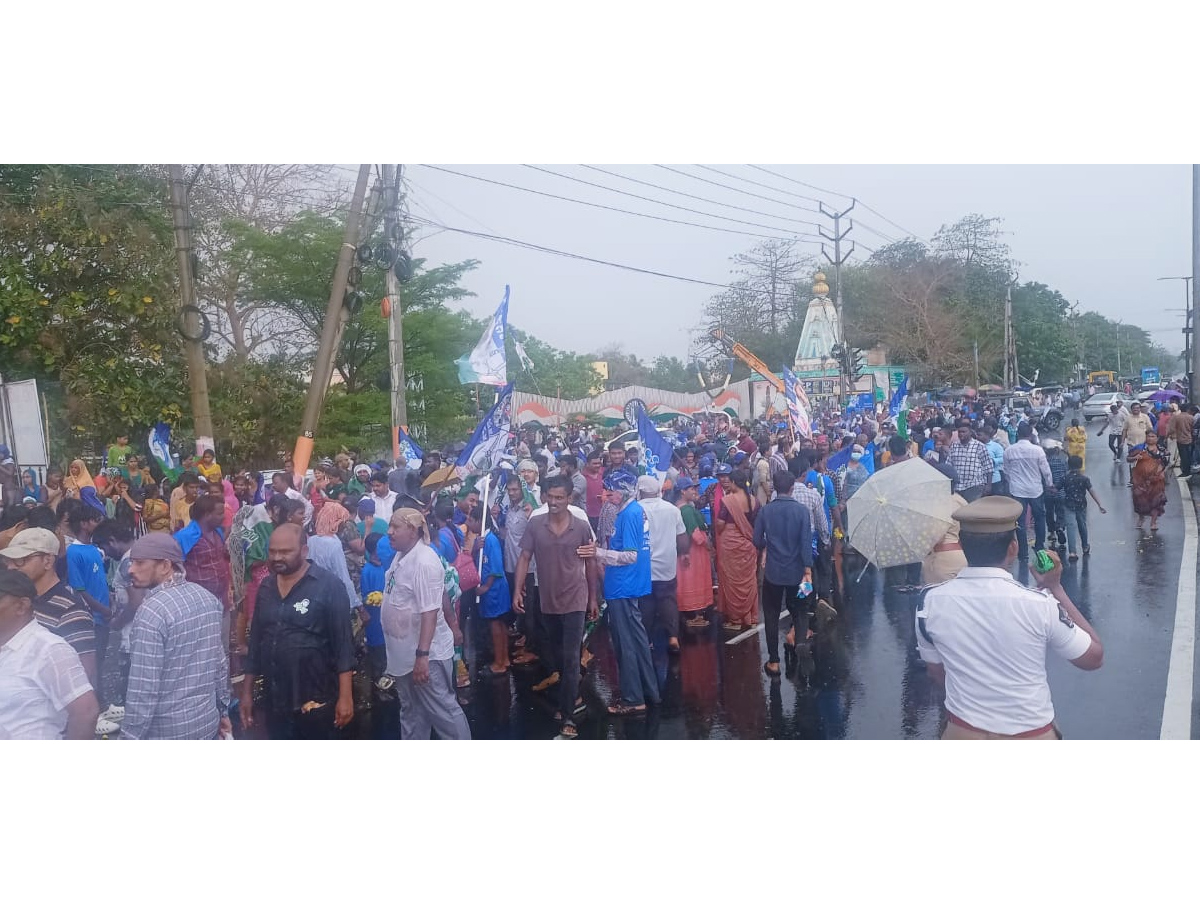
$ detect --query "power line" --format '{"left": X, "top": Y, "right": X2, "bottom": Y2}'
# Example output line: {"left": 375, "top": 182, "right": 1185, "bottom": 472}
{"left": 416, "top": 165, "right": 827, "bottom": 245}
{"left": 746, "top": 164, "right": 920, "bottom": 241}
{"left": 524, "top": 164, "right": 824, "bottom": 230}
{"left": 654, "top": 164, "right": 822, "bottom": 214}
{"left": 407, "top": 212, "right": 826, "bottom": 297}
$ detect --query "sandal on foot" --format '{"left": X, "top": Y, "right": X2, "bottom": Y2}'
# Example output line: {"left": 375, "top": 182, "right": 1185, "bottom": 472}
{"left": 685, "top": 617, "right": 709, "bottom": 630}
{"left": 555, "top": 724, "right": 579, "bottom": 740}
{"left": 764, "top": 662, "right": 781, "bottom": 678}
{"left": 606, "top": 702, "right": 647, "bottom": 716}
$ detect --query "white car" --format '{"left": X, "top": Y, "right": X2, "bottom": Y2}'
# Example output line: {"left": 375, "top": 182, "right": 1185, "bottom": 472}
{"left": 1081, "top": 392, "right": 1132, "bottom": 421}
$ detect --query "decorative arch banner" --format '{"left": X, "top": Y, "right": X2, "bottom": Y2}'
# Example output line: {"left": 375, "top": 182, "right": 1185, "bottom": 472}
{"left": 512, "top": 381, "right": 754, "bottom": 427}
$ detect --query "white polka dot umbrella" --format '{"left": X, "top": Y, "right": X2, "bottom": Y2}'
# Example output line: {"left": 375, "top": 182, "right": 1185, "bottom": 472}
{"left": 845, "top": 458, "right": 956, "bottom": 569}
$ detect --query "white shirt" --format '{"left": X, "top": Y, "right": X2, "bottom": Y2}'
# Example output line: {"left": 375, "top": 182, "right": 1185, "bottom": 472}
{"left": 639, "top": 496, "right": 686, "bottom": 581}
{"left": 915, "top": 568, "right": 1092, "bottom": 733}
{"left": 381, "top": 542, "right": 455, "bottom": 675}
{"left": 1002, "top": 440, "right": 1052, "bottom": 499}
{"left": 370, "top": 489, "right": 398, "bottom": 521}
{"left": 0, "top": 620, "right": 93, "bottom": 740}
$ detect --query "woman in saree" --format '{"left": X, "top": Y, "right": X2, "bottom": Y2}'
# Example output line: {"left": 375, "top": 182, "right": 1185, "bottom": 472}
{"left": 674, "top": 475, "right": 714, "bottom": 629}
{"left": 1131, "top": 432, "right": 1169, "bottom": 531}
{"left": 316, "top": 495, "right": 365, "bottom": 593}
{"left": 228, "top": 494, "right": 287, "bottom": 653}
{"left": 713, "top": 464, "right": 759, "bottom": 631}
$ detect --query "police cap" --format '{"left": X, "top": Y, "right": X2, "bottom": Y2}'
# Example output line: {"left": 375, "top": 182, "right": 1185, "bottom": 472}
{"left": 951, "top": 496, "right": 1023, "bottom": 534}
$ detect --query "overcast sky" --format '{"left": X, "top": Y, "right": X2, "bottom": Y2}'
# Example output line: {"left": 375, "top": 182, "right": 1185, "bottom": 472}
{"left": 364, "top": 165, "right": 1193, "bottom": 363}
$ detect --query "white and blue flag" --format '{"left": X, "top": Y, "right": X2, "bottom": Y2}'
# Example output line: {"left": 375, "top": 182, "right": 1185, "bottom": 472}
{"left": 889, "top": 375, "right": 909, "bottom": 418}
{"left": 147, "top": 423, "right": 179, "bottom": 479}
{"left": 397, "top": 428, "right": 424, "bottom": 471}
{"left": 635, "top": 407, "right": 674, "bottom": 484}
{"left": 456, "top": 385, "right": 514, "bottom": 479}
{"left": 456, "top": 285, "right": 509, "bottom": 386}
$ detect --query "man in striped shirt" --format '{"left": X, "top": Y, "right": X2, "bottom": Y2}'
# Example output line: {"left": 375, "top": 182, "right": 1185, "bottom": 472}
{"left": 121, "top": 534, "right": 230, "bottom": 740}
{"left": 1, "top": 528, "right": 97, "bottom": 689}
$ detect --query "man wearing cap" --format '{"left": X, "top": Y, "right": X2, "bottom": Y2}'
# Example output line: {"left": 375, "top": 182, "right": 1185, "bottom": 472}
{"left": 0, "top": 569, "right": 99, "bottom": 739}
{"left": 578, "top": 469, "right": 659, "bottom": 716}
{"left": 348, "top": 464, "right": 371, "bottom": 498}
{"left": 0, "top": 528, "right": 98, "bottom": 690}
{"left": 120, "top": 533, "right": 231, "bottom": 740}
{"left": 637, "top": 474, "right": 687, "bottom": 655}
{"left": 915, "top": 496, "right": 1103, "bottom": 739}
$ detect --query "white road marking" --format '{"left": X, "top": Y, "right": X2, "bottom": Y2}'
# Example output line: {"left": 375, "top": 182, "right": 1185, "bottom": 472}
{"left": 1160, "top": 476, "right": 1197, "bottom": 740}
{"left": 726, "top": 610, "right": 789, "bottom": 645}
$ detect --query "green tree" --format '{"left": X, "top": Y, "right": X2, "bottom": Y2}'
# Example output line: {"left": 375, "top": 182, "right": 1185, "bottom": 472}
{"left": 507, "top": 327, "right": 602, "bottom": 399}
{"left": 0, "top": 165, "right": 186, "bottom": 442}
{"left": 1010, "top": 282, "right": 1074, "bottom": 384}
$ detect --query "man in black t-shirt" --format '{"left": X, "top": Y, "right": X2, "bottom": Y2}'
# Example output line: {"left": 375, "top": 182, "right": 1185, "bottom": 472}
{"left": 241, "top": 525, "right": 356, "bottom": 740}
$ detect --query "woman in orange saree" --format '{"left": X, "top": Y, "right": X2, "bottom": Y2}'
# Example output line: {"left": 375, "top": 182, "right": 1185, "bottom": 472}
{"left": 675, "top": 477, "right": 714, "bottom": 628}
{"left": 714, "top": 466, "right": 759, "bottom": 631}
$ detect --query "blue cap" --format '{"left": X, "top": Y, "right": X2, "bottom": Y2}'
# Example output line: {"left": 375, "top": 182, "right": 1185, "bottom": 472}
{"left": 715, "top": 463, "right": 734, "bottom": 476}
{"left": 674, "top": 475, "right": 696, "bottom": 491}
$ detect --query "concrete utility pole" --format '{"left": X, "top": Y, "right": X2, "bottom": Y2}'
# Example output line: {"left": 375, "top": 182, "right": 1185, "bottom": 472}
{"left": 382, "top": 164, "right": 408, "bottom": 463}
{"left": 290, "top": 164, "right": 372, "bottom": 487}
{"left": 167, "top": 165, "right": 214, "bottom": 455}
{"left": 820, "top": 200, "right": 855, "bottom": 402}
{"left": 1157, "top": 275, "right": 1192, "bottom": 401}
{"left": 1193, "top": 165, "right": 1200, "bottom": 402}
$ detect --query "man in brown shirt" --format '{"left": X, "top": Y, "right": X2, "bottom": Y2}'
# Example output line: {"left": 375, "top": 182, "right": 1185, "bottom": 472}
{"left": 515, "top": 475, "right": 598, "bottom": 739}
{"left": 1170, "top": 404, "right": 1195, "bottom": 475}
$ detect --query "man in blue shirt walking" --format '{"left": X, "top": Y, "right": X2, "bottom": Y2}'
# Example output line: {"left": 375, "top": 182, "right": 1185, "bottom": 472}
{"left": 578, "top": 470, "right": 659, "bottom": 716}
{"left": 754, "top": 471, "right": 813, "bottom": 675}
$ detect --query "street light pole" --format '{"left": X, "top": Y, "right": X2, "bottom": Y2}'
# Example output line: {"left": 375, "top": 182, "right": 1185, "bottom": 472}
{"left": 1158, "top": 275, "right": 1193, "bottom": 400}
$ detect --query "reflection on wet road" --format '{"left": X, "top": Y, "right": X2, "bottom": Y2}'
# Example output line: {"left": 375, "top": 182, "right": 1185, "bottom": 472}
{"left": 334, "top": 427, "right": 1199, "bottom": 740}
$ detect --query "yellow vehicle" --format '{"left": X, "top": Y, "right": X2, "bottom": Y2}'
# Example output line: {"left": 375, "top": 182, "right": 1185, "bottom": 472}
{"left": 1088, "top": 370, "right": 1116, "bottom": 387}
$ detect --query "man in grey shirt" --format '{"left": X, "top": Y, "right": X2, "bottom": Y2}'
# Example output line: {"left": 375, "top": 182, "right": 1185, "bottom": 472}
{"left": 753, "top": 470, "right": 813, "bottom": 675}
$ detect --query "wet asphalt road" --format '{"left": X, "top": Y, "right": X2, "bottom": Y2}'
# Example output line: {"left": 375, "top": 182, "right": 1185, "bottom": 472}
{"left": 198, "top": 421, "right": 1198, "bottom": 741}
{"left": 443, "top": 424, "right": 1199, "bottom": 740}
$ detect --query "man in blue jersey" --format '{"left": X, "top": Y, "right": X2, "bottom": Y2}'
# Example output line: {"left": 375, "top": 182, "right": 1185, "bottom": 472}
{"left": 578, "top": 470, "right": 659, "bottom": 716}
{"left": 63, "top": 501, "right": 112, "bottom": 705}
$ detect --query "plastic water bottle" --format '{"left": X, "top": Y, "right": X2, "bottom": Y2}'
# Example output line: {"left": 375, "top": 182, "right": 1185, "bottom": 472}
{"left": 798, "top": 581, "right": 813, "bottom": 597}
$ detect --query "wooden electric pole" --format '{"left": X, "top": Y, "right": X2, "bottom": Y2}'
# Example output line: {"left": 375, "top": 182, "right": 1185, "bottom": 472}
{"left": 382, "top": 164, "right": 408, "bottom": 464}
{"left": 168, "top": 165, "right": 215, "bottom": 455}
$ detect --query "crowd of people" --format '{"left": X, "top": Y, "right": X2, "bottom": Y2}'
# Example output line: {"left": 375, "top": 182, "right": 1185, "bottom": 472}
{"left": 0, "top": 382, "right": 1176, "bottom": 740}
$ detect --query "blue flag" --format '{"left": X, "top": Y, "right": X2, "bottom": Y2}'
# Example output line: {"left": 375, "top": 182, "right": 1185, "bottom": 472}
{"left": 889, "top": 375, "right": 909, "bottom": 418}
{"left": 456, "top": 385, "right": 514, "bottom": 478}
{"left": 636, "top": 407, "right": 674, "bottom": 482}
{"left": 826, "top": 444, "right": 853, "bottom": 473}
{"left": 397, "top": 428, "right": 424, "bottom": 470}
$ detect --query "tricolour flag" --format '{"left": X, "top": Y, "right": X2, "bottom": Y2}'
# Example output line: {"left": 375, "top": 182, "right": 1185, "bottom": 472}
{"left": 782, "top": 366, "right": 812, "bottom": 438}
{"left": 635, "top": 407, "right": 675, "bottom": 483}
{"left": 456, "top": 286, "right": 509, "bottom": 386}
{"left": 456, "top": 385, "right": 514, "bottom": 479}
{"left": 148, "top": 423, "right": 180, "bottom": 480}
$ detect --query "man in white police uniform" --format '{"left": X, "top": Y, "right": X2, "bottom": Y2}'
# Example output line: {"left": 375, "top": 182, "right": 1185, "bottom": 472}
{"left": 915, "top": 496, "right": 1103, "bottom": 739}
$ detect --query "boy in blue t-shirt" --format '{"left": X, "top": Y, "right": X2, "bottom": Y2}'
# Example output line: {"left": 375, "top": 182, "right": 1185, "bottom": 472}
{"left": 65, "top": 504, "right": 111, "bottom": 702}
{"left": 360, "top": 532, "right": 387, "bottom": 687}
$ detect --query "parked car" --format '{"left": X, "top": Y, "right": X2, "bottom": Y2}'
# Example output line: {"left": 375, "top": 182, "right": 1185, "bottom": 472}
{"left": 604, "top": 427, "right": 678, "bottom": 453}
{"left": 1081, "top": 392, "right": 1132, "bottom": 421}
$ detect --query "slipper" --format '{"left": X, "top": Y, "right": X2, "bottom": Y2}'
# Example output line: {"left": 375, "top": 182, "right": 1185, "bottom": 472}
{"left": 606, "top": 702, "right": 647, "bottom": 717}
{"left": 554, "top": 724, "right": 579, "bottom": 740}
{"left": 483, "top": 666, "right": 510, "bottom": 677}
{"left": 685, "top": 617, "right": 709, "bottom": 630}
{"left": 764, "top": 662, "right": 781, "bottom": 679}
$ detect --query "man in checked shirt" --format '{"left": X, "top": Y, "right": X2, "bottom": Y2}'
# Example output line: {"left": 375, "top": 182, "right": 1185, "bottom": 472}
{"left": 946, "top": 420, "right": 994, "bottom": 502}
{"left": 120, "top": 534, "right": 230, "bottom": 740}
